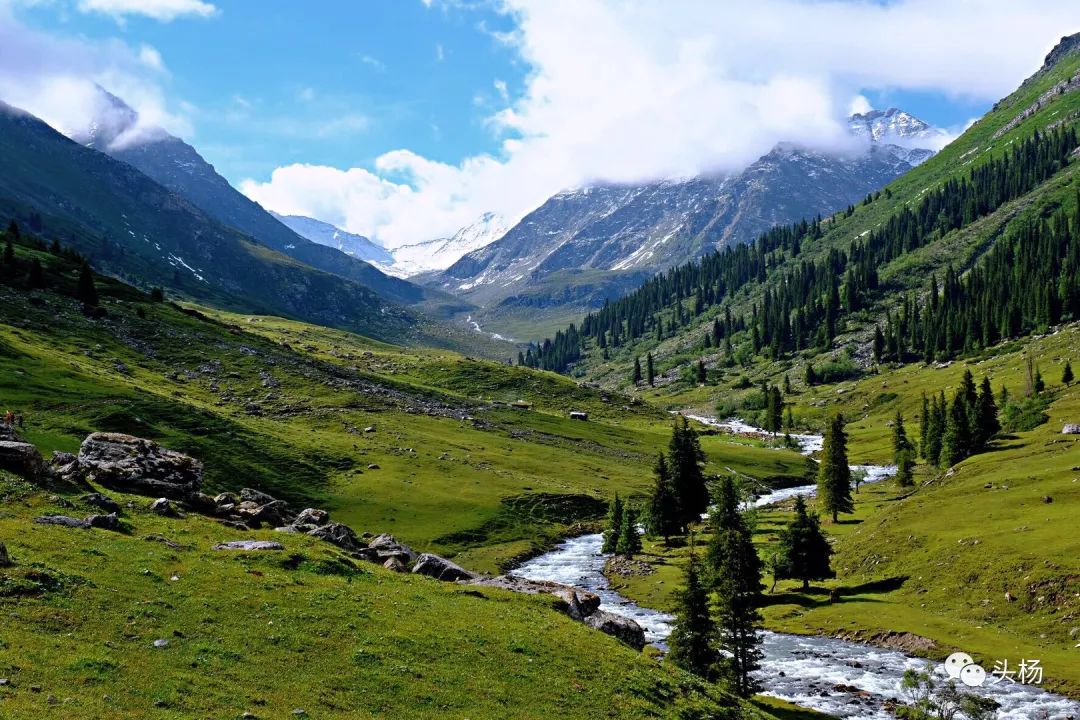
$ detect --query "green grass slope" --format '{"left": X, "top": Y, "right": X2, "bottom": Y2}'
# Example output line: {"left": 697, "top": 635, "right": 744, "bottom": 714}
{"left": 0, "top": 473, "right": 773, "bottom": 720}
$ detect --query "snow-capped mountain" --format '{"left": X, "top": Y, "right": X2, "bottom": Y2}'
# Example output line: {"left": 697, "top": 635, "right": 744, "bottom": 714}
{"left": 271, "top": 212, "right": 393, "bottom": 266}
{"left": 848, "top": 107, "right": 950, "bottom": 149}
{"left": 384, "top": 212, "right": 509, "bottom": 278}
{"left": 435, "top": 109, "right": 945, "bottom": 326}
{"left": 74, "top": 86, "right": 428, "bottom": 306}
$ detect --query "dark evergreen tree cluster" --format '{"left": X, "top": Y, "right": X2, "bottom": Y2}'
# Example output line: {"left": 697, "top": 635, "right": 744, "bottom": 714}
{"left": 525, "top": 125, "right": 1077, "bottom": 374}
{"left": 921, "top": 371, "right": 999, "bottom": 467}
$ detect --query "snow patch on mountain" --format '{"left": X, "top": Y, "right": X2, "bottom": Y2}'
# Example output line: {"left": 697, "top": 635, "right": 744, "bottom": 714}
{"left": 382, "top": 212, "right": 509, "bottom": 277}
{"left": 271, "top": 212, "right": 393, "bottom": 266}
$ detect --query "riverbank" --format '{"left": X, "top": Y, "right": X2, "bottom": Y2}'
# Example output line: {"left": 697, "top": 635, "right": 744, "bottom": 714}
{"left": 605, "top": 414, "right": 1080, "bottom": 700}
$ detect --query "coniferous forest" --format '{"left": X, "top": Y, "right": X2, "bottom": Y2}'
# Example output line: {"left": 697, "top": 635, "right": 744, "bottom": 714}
{"left": 524, "top": 126, "right": 1079, "bottom": 374}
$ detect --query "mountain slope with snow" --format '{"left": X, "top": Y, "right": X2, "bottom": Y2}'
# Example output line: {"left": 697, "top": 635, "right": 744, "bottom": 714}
{"left": 434, "top": 110, "right": 945, "bottom": 332}
{"left": 385, "top": 212, "right": 509, "bottom": 278}
{"left": 271, "top": 212, "right": 393, "bottom": 266}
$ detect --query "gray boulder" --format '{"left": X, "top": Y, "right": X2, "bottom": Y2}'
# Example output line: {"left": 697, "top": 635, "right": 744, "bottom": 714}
{"left": 308, "top": 522, "right": 364, "bottom": 553}
{"left": 34, "top": 512, "right": 120, "bottom": 531}
{"left": 583, "top": 610, "right": 646, "bottom": 650}
{"left": 34, "top": 514, "right": 90, "bottom": 529}
{"left": 382, "top": 557, "right": 408, "bottom": 573}
{"left": 239, "top": 487, "right": 278, "bottom": 505}
{"left": 0, "top": 540, "right": 11, "bottom": 567}
{"left": 213, "top": 540, "right": 284, "bottom": 551}
{"left": 291, "top": 508, "right": 330, "bottom": 530}
{"left": 87, "top": 513, "right": 121, "bottom": 531}
{"left": 0, "top": 441, "right": 53, "bottom": 483}
{"left": 81, "top": 493, "right": 121, "bottom": 514}
{"left": 368, "top": 533, "right": 418, "bottom": 565}
{"left": 1062, "top": 423, "right": 1080, "bottom": 434}
{"left": 412, "top": 553, "right": 476, "bottom": 582}
{"left": 149, "top": 498, "right": 179, "bottom": 517}
{"left": 75, "top": 433, "right": 203, "bottom": 499}
{"left": 468, "top": 576, "right": 601, "bottom": 620}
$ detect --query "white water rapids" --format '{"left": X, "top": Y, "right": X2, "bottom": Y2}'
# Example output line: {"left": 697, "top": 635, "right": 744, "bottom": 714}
{"left": 512, "top": 416, "right": 1080, "bottom": 719}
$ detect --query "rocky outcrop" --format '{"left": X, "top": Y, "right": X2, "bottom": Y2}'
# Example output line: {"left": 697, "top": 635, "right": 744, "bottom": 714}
{"left": 583, "top": 610, "right": 646, "bottom": 650}
{"left": 468, "top": 576, "right": 601, "bottom": 620}
{"left": 69, "top": 433, "right": 203, "bottom": 499}
{"left": 368, "top": 534, "right": 418, "bottom": 566}
{"left": 149, "top": 498, "right": 179, "bottom": 517}
{"left": 412, "top": 553, "right": 476, "bottom": 582}
{"left": 213, "top": 540, "right": 284, "bottom": 551}
{"left": 0, "top": 441, "right": 53, "bottom": 484}
{"left": 307, "top": 523, "right": 365, "bottom": 553}
{"left": 1062, "top": 423, "right": 1080, "bottom": 434}
{"left": 34, "top": 513, "right": 120, "bottom": 531}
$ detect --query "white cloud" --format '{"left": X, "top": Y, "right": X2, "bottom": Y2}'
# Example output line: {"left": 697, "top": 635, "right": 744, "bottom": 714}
{"left": 360, "top": 54, "right": 386, "bottom": 71}
{"left": 245, "top": 0, "right": 1079, "bottom": 248}
{"left": 76, "top": 0, "right": 216, "bottom": 22}
{"left": 849, "top": 94, "right": 873, "bottom": 116}
{"left": 0, "top": 13, "right": 192, "bottom": 146}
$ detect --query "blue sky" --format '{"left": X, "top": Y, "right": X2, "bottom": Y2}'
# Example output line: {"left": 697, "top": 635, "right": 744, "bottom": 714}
{"left": 14, "top": 1, "right": 525, "bottom": 181}
{"left": 2, "top": 1, "right": 1077, "bottom": 247}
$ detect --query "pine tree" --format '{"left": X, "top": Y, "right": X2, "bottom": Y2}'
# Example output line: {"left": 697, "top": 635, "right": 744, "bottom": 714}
{"left": 28, "top": 258, "right": 45, "bottom": 289}
{"left": 646, "top": 453, "right": 680, "bottom": 545}
{"left": 2, "top": 237, "right": 15, "bottom": 276}
{"left": 667, "top": 552, "right": 718, "bottom": 680}
{"left": 942, "top": 391, "right": 972, "bottom": 466}
{"left": 918, "top": 393, "right": 930, "bottom": 460}
{"left": 924, "top": 392, "right": 945, "bottom": 465}
{"left": 76, "top": 262, "right": 99, "bottom": 307}
{"left": 150, "top": 286, "right": 165, "bottom": 302}
{"left": 668, "top": 416, "right": 709, "bottom": 530}
{"left": 601, "top": 495, "right": 624, "bottom": 554}
{"left": 632, "top": 357, "right": 643, "bottom": 384}
{"left": 706, "top": 476, "right": 763, "bottom": 697}
{"left": 765, "top": 386, "right": 783, "bottom": 435}
{"left": 805, "top": 364, "right": 817, "bottom": 386}
{"left": 1063, "top": 361, "right": 1074, "bottom": 386}
{"left": 775, "top": 495, "right": 834, "bottom": 590}
{"left": 615, "top": 506, "right": 642, "bottom": 557}
{"left": 697, "top": 359, "right": 707, "bottom": 385}
{"left": 817, "top": 413, "right": 853, "bottom": 522}
{"left": 973, "top": 376, "right": 1000, "bottom": 451}
{"left": 646, "top": 353, "right": 655, "bottom": 386}
{"left": 1034, "top": 367, "right": 1045, "bottom": 394}
{"left": 783, "top": 373, "right": 792, "bottom": 395}
{"left": 893, "top": 410, "right": 915, "bottom": 487}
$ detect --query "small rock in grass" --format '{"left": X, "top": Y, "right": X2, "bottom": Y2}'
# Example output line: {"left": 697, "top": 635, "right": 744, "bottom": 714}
{"left": 212, "top": 540, "right": 284, "bottom": 551}
{"left": 367, "top": 463, "right": 380, "bottom": 470}
{"left": 153, "top": 639, "right": 169, "bottom": 648}
{"left": 150, "top": 498, "right": 178, "bottom": 517}
{"left": 1042, "top": 495, "right": 1053, "bottom": 503}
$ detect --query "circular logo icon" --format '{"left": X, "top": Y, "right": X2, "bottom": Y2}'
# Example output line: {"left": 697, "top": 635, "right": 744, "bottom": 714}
{"left": 960, "top": 663, "right": 987, "bottom": 687}
{"left": 944, "top": 652, "right": 975, "bottom": 679}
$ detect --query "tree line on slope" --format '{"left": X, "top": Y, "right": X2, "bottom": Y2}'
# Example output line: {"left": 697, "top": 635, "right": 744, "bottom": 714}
{"left": 521, "top": 125, "right": 1078, "bottom": 375}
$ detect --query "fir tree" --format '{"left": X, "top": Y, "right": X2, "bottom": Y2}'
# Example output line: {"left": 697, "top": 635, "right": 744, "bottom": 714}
{"left": 765, "top": 386, "right": 783, "bottom": 435}
{"left": 973, "top": 376, "right": 1000, "bottom": 451}
{"left": 667, "top": 552, "right": 718, "bottom": 680}
{"left": 646, "top": 353, "right": 655, "bottom": 386}
{"left": 923, "top": 392, "right": 945, "bottom": 466}
{"left": 775, "top": 495, "right": 834, "bottom": 590}
{"left": 668, "top": 416, "right": 709, "bottom": 530}
{"left": 1063, "top": 361, "right": 1074, "bottom": 386}
{"left": 942, "top": 392, "right": 972, "bottom": 466}
{"left": 615, "top": 506, "right": 642, "bottom": 557}
{"left": 646, "top": 453, "right": 680, "bottom": 545}
{"left": 632, "top": 357, "right": 643, "bottom": 384}
{"left": 1034, "top": 367, "right": 1045, "bottom": 394}
{"left": 805, "top": 364, "right": 817, "bottom": 386}
{"left": 76, "top": 262, "right": 99, "bottom": 307}
{"left": 28, "top": 258, "right": 45, "bottom": 289}
{"left": 817, "top": 413, "right": 853, "bottom": 522}
{"left": 2, "top": 237, "right": 14, "bottom": 276}
{"left": 706, "top": 476, "right": 763, "bottom": 697}
{"left": 601, "top": 495, "right": 624, "bottom": 554}
{"left": 697, "top": 359, "right": 707, "bottom": 385}
{"left": 918, "top": 393, "right": 930, "bottom": 460}
{"left": 783, "top": 373, "right": 792, "bottom": 395}
{"left": 893, "top": 410, "right": 915, "bottom": 487}
{"left": 150, "top": 286, "right": 165, "bottom": 302}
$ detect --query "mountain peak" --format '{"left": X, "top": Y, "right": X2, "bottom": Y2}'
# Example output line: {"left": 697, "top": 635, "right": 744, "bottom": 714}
{"left": 848, "top": 108, "right": 934, "bottom": 143}
{"left": 1041, "top": 31, "right": 1080, "bottom": 72}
